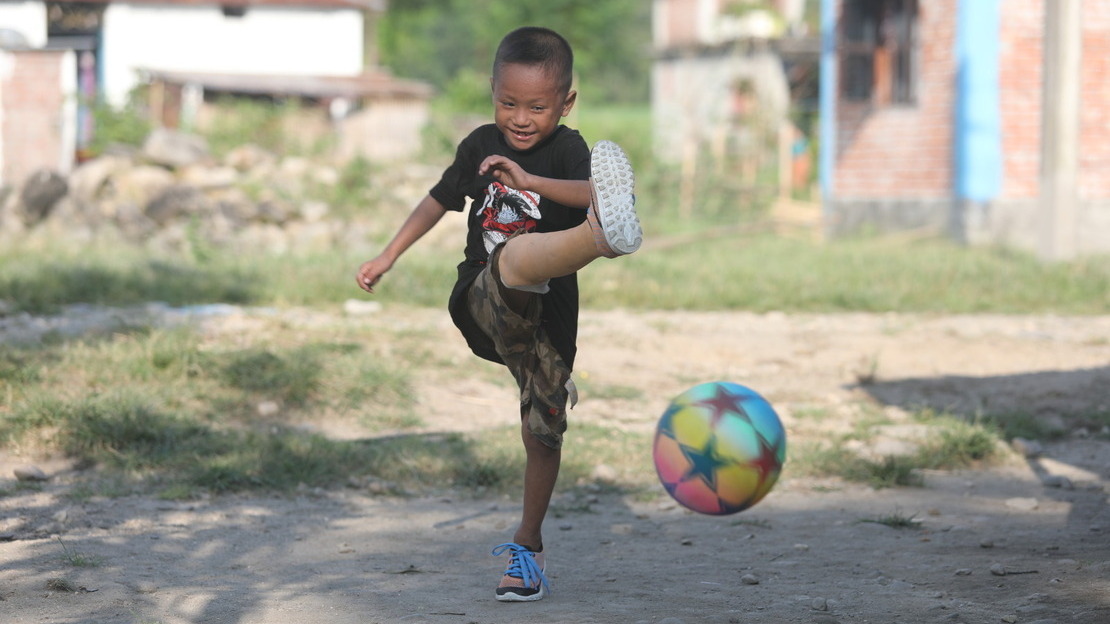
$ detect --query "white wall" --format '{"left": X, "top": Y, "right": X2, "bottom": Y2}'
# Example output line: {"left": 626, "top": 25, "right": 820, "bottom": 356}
{"left": 0, "top": 1, "right": 48, "bottom": 48}
{"left": 0, "top": 51, "right": 7, "bottom": 186}
{"left": 101, "top": 2, "right": 363, "bottom": 105}
{"left": 652, "top": 51, "right": 789, "bottom": 161}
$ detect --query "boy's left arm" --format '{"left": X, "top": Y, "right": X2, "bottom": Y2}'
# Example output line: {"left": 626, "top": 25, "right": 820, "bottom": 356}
{"left": 479, "top": 155, "right": 591, "bottom": 209}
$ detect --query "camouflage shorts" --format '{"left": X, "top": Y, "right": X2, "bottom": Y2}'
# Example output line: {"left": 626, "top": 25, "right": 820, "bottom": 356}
{"left": 466, "top": 245, "right": 572, "bottom": 450}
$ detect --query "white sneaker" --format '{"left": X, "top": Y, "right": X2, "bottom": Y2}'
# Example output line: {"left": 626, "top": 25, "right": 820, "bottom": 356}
{"left": 587, "top": 140, "right": 642, "bottom": 257}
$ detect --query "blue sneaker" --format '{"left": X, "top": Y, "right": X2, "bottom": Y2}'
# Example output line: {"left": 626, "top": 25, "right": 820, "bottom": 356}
{"left": 492, "top": 542, "right": 549, "bottom": 602}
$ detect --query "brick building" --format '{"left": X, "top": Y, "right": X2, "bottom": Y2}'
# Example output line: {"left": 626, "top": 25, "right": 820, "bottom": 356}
{"left": 823, "top": 0, "right": 1110, "bottom": 257}
{"left": 0, "top": 47, "right": 76, "bottom": 187}
{"left": 0, "top": 0, "right": 430, "bottom": 187}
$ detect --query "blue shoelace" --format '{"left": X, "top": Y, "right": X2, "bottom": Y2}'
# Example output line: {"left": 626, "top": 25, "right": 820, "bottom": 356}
{"left": 491, "top": 542, "right": 550, "bottom": 594}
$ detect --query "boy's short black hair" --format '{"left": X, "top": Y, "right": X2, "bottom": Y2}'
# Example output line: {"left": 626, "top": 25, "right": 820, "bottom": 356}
{"left": 493, "top": 27, "right": 574, "bottom": 94}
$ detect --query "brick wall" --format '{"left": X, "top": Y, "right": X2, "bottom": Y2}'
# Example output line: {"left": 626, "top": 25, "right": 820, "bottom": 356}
{"left": 998, "top": 0, "right": 1043, "bottom": 200}
{"left": 834, "top": 0, "right": 957, "bottom": 198}
{"left": 0, "top": 49, "right": 71, "bottom": 187}
{"left": 835, "top": 0, "right": 1109, "bottom": 204}
{"left": 1080, "top": 0, "right": 1110, "bottom": 200}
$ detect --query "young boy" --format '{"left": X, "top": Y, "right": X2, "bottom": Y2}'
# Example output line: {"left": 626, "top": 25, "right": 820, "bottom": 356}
{"left": 355, "top": 26, "right": 642, "bottom": 602}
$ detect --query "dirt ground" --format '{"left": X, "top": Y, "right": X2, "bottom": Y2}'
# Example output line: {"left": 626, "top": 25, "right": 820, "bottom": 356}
{"left": 2, "top": 306, "right": 1109, "bottom": 624}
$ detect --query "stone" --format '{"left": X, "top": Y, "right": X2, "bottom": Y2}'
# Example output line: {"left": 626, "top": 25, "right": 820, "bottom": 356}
{"left": 343, "top": 299, "right": 382, "bottom": 316}
{"left": 111, "top": 165, "right": 176, "bottom": 206}
{"left": 145, "top": 185, "right": 210, "bottom": 225}
{"left": 142, "top": 128, "right": 210, "bottom": 169}
{"left": 1011, "top": 437, "right": 1044, "bottom": 458}
{"left": 13, "top": 465, "right": 48, "bottom": 482}
{"left": 19, "top": 169, "right": 68, "bottom": 224}
{"left": 224, "top": 143, "right": 276, "bottom": 172}
{"left": 1041, "top": 474, "right": 1073, "bottom": 490}
{"left": 1005, "top": 497, "right": 1039, "bottom": 511}
{"left": 68, "top": 155, "right": 130, "bottom": 201}
{"left": 179, "top": 164, "right": 238, "bottom": 189}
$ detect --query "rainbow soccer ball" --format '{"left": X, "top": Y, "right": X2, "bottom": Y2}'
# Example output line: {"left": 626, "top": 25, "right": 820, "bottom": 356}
{"left": 653, "top": 382, "right": 786, "bottom": 515}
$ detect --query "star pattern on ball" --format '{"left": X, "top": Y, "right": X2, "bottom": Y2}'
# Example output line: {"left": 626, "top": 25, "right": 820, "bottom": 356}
{"left": 694, "top": 384, "right": 751, "bottom": 428}
{"left": 677, "top": 433, "right": 729, "bottom": 490}
{"left": 750, "top": 432, "right": 781, "bottom": 480}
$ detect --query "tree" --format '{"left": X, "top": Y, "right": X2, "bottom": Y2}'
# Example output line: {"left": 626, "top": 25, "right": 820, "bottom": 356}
{"left": 379, "top": 0, "right": 651, "bottom": 106}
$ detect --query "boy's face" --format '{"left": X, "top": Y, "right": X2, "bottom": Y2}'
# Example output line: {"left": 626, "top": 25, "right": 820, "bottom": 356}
{"left": 491, "top": 62, "right": 576, "bottom": 152}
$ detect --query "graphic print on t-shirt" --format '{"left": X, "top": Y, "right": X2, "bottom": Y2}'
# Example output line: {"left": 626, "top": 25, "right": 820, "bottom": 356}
{"left": 478, "top": 181, "right": 542, "bottom": 254}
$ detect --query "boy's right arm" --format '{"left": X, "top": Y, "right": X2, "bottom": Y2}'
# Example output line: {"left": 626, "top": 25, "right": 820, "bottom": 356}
{"left": 356, "top": 194, "right": 448, "bottom": 293}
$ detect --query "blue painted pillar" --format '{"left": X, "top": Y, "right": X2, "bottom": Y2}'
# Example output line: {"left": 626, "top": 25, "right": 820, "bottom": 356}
{"left": 819, "top": 0, "right": 837, "bottom": 200}
{"left": 955, "top": 0, "right": 1002, "bottom": 202}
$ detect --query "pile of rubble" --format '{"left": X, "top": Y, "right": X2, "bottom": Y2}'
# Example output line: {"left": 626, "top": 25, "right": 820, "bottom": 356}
{"left": 0, "top": 129, "right": 432, "bottom": 255}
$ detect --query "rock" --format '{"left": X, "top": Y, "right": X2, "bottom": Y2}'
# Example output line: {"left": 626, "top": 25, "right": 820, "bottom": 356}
{"left": 142, "top": 128, "right": 210, "bottom": 169}
{"left": 69, "top": 155, "right": 130, "bottom": 201}
{"left": 115, "top": 202, "right": 157, "bottom": 240}
{"left": 591, "top": 464, "right": 618, "bottom": 482}
{"left": 255, "top": 199, "right": 292, "bottom": 224}
{"left": 145, "top": 185, "right": 210, "bottom": 225}
{"left": 1011, "top": 437, "right": 1044, "bottom": 458}
{"left": 343, "top": 299, "right": 382, "bottom": 316}
{"left": 111, "top": 165, "right": 176, "bottom": 206}
{"left": 19, "top": 169, "right": 68, "bottom": 224}
{"left": 1005, "top": 497, "right": 1039, "bottom": 511}
{"left": 179, "top": 164, "right": 238, "bottom": 189}
{"left": 740, "top": 573, "right": 759, "bottom": 585}
{"left": 224, "top": 143, "right": 276, "bottom": 172}
{"left": 300, "top": 200, "right": 330, "bottom": 222}
{"left": 1041, "top": 474, "right": 1073, "bottom": 490}
{"left": 257, "top": 401, "right": 281, "bottom": 417}
{"left": 13, "top": 465, "right": 48, "bottom": 482}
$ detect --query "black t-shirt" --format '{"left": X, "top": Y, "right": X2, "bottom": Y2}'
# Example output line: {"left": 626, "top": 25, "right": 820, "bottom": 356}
{"left": 431, "top": 123, "right": 591, "bottom": 367}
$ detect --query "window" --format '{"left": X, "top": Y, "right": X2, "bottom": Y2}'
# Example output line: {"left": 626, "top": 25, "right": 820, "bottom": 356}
{"left": 221, "top": 4, "right": 248, "bottom": 18}
{"left": 841, "top": 0, "right": 918, "bottom": 105}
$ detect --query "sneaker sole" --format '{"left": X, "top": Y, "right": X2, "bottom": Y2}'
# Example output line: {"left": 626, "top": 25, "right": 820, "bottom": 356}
{"left": 590, "top": 140, "right": 641, "bottom": 255}
{"left": 495, "top": 585, "right": 547, "bottom": 602}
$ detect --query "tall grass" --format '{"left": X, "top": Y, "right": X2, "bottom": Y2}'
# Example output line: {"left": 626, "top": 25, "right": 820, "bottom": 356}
{"left": 4, "top": 232, "right": 1108, "bottom": 315}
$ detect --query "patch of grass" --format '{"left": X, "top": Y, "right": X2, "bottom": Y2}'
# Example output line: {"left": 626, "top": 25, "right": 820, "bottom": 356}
{"left": 0, "top": 250, "right": 258, "bottom": 315}
{"left": 580, "top": 234, "right": 1110, "bottom": 314}
{"left": 46, "top": 577, "right": 79, "bottom": 593}
{"left": 217, "top": 347, "right": 324, "bottom": 406}
{"left": 915, "top": 418, "right": 1000, "bottom": 469}
{"left": 57, "top": 537, "right": 103, "bottom": 568}
{"left": 865, "top": 455, "right": 924, "bottom": 488}
{"left": 789, "top": 412, "right": 1005, "bottom": 488}
{"left": 4, "top": 226, "right": 1109, "bottom": 315}
{"left": 790, "top": 444, "right": 923, "bottom": 488}
{"left": 858, "top": 509, "right": 922, "bottom": 529}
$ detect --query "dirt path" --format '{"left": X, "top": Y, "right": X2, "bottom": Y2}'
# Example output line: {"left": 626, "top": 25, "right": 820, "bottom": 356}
{"left": 2, "top": 308, "right": 1109, "bottom": 623}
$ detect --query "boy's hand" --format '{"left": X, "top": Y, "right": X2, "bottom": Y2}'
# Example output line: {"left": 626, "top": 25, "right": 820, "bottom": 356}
{"left": 356, "top": 255, "right": 393, "bottom": 293}
{"left": 478, "top": 155, "right": 533, "bottom": 191}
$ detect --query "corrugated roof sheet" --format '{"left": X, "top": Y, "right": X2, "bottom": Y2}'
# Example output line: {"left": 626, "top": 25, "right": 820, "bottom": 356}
{"left": 142, "top": 68, "right": 433, "bottom": 100}
{"left": 55, "top": 1, "right": 376, "bottom": 9}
